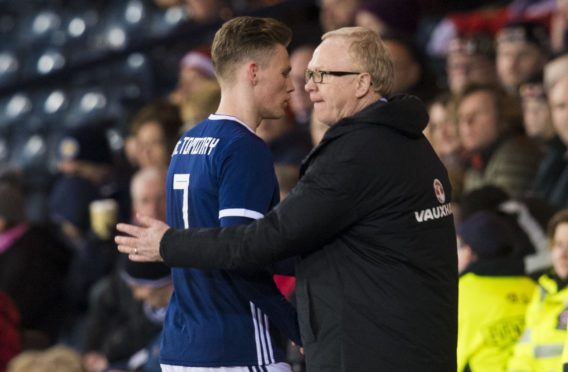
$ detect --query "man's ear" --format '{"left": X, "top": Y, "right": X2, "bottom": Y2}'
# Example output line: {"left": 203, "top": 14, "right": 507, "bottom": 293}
{"left": 355, "top": 73, "right": 373, "bottom": 98}
{"left": 247, "top": 61, "right": 259, "bottom": 86}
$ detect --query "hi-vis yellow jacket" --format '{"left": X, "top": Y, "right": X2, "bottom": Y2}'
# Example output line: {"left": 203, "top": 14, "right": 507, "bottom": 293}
{"left": 561, "top": 328, "right": 568, "bottom": 371}
{"left": 458, "top": 259, "right": 536, "bottom": 372}
{"left": 508, "top": 273, "right": 568, "bottom": 372}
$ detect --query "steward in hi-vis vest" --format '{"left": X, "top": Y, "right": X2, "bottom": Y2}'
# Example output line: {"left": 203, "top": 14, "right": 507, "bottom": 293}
{"left": 457, "top": 211, "right": 536, "bottom": 372}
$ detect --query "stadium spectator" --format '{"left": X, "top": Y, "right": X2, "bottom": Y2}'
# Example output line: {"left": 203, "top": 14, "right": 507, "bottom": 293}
{"left": 289, "top": 45, "right": 315, "bottom": 126}
{"left": 534, "top": 55, "right": 568, "bottom": 209}
{"left": 459, "top": 185, "right": 558, "bottom": 275}
{"left": 457, "top": 211, "right": 535, "bottom": 371}
{"left": 50, "top": 125, "right": 123, "bottom": 331}
{"left": 127, "top": 100, "right": 183, "bottom": 170}
{"left": 446, "top": 33, "right": 497, "bottom": 94}
{"left": 49, "top": 124, "right": 120, "bottom": 250}
{"left": 519, "top": 77, "right": 555, "bottom": 144}
{"left": 550, "top": 0, "right": 568, "bottom": 53}
{"left": 381, "top": 32, "right": 439, "bottom": 102}
{"left": 82, "top": 168, "right": 168, "bottom": 372}
{"left": 456, "top": 83, "right": 542, "bottom": 197}
{"left": 257, "top": 113, "right": 312, "bottom": 166}
{"left": 169, "top": 49, "right": 216, "bottom": 106}
{"left": 168, "top": 49, "right": 221, "bottom": 130}
{"left": 120, "top": 260, "right": 172, "bottom": 372}
{"left": 319, "top": 0, "right": 359, "bottom": 32}
{"left": 179, "top": 79, "right": 220, "bottom": 131}
{"left": 496, "top": 21, "right": 550, "bottom": 95}
{"left": 0, "top": 291, "right": 20, "bottom": 371}
{"left": 427, "top": 93, "right": 462, "bottom": 159}
{"left": 508, "top": 209, "right": 568, "bottom": 371}
{"left": 82, "top": 259, "right": 170, "bottom": 372}
{"left": 7, "top": 345, "right": 84, "bottom": 372}
{"left": 0, "top": 180, "right": 70, "bottom": 350}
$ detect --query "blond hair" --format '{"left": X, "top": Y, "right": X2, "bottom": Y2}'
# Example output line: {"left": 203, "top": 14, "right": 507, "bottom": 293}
{"left": 211, "top": 16, "right": 292, "bottom": 82}
{"left": 322, "top": 27, "right": 394, "bottom": 96}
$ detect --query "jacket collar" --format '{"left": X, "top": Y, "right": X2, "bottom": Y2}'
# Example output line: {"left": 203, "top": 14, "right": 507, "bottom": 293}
{"left": 300, "top": 95, "right": 428, "bottom": 176}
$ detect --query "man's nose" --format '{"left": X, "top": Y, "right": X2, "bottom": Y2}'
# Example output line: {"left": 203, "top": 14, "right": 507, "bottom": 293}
{"left": 305, "top": 78, "right": 316, "bottom": 92}
{"left": 286, "top": 75, "right": 295, "bottom": 93}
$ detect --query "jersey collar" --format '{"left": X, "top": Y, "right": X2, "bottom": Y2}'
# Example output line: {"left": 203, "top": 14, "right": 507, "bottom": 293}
{"left": 209, "top": 114, "right": 257, "bottom": 136}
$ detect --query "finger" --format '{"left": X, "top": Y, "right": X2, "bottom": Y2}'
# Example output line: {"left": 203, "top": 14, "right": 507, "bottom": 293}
{"left": 116, "top": 223, "right": 144, "bottom": 237}
{"left": 117, "top": 244, "right": 135, "bottom": 254}
{"left": 115, "top": 235, "right": 139, "bottom": 247}
{"left": 128, "top": 253, "right": 155, "bottom": 262}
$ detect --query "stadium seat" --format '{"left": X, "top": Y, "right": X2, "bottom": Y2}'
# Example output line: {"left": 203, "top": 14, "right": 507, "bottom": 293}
{"left": 35, "top": 89, "right": 70, "bottom": 132}
{"left": 0, "top": 50, "right": 21, "bottom": 87}
{"left": 64, "top": 86, "right": 111, "bottom": 128}
{"left": 111, "top": 53, "right": 155, "bottom": 102}
{"left": 19, "top": 9, "right": 63, "bottom": 45}
{"left": 88, "top": 0, "right": 151, "bottom": 54}
{"left": 63, "top": 7, "right": 103, "bottom": 63}
{"left": 150, "top": 5, "right": 188, "bottom": 37}
{"left": 36, "top": 49, "right": 67, "bottom": 75}
{"left": 0, "top": 92, "right": 33, "bottom": 128}
{"left": 0, "top": 9, "right": 19, "bottom": 42}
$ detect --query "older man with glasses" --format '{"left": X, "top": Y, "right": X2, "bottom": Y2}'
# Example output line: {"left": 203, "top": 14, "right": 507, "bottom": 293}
{"left": 117, "top": 26, "right": 458, "bottom": 372}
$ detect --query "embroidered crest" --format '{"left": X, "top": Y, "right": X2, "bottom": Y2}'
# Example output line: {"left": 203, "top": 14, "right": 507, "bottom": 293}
{"left": 433, "top": 179, "right": 445, "bottom": 204}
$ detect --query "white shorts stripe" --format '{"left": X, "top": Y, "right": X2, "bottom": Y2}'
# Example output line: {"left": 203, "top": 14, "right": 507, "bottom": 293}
{"left": 256, "top": 307, "right": 268, "bottom": 364}
{"left": 250, "top": 302, "right": 263, "bottom": 365}
{"left": 219, "top": 208, "right": 263, "bottom": 220}
{"left": 263, "top": 313, "right": 275, "bottom": 364}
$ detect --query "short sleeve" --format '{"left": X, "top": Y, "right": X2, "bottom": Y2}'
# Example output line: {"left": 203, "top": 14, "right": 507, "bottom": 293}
{"left": 218, "top": 136, "right": 278, "bottom": 227}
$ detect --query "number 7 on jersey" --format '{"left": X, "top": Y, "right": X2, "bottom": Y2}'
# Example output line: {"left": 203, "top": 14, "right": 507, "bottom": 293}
{"left": 173, "top": 173, "right": 190, "bottom": 229}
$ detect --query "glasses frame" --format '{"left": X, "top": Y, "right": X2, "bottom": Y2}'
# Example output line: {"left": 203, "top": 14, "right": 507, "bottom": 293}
{"left": 304, "top": 69, "right": 362, "bottom": 84}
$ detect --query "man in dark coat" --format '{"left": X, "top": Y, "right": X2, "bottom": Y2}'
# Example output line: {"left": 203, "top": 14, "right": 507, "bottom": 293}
{"left": 0, "top": 181, "right": 70, "bottom": 349}
{"left": 116, "top": 26, "right": 458, "bottom": 372}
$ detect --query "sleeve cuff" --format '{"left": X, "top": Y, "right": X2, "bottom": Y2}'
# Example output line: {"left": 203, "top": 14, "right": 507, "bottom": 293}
{"left": 159, "top": 228, "right": 174, "bottom": 265}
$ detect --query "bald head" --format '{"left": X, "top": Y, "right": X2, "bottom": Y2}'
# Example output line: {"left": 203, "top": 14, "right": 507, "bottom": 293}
{"left": 130, "top": 168, "right": 167, "bottom": 221}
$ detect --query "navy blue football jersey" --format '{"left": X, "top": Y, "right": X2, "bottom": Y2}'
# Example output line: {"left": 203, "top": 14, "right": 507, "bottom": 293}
{"left": 161, "top": 114, "right": 299, "bottom": 367}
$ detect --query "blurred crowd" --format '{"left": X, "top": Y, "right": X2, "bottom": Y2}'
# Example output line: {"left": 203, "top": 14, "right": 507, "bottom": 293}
{"left": 1, "top": 0, "right": 568, "bottom": 371}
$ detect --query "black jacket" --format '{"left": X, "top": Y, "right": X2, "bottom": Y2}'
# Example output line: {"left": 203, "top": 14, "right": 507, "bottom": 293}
{"left": 161, "top": 96, "right": 458, "bottom": 372}
{"left": 0, "top": 225, "right": 71, "bottom": 343}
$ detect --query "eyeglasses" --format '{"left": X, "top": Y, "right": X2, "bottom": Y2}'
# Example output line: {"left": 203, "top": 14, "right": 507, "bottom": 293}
{"left": 304, "top": 69, "right": 362, "bottom": 84}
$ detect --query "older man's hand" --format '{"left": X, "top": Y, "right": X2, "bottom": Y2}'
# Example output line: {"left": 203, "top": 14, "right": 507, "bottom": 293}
{"left": 115, "top": 214, "right": 170, "bottom": 262}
